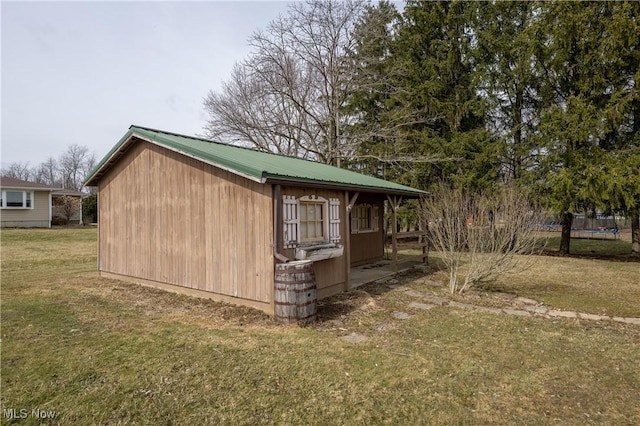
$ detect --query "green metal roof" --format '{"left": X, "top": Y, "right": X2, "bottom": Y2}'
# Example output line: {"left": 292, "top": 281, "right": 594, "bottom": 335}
{"left": 85, "top": 125, "right": 425, "bottom": 197}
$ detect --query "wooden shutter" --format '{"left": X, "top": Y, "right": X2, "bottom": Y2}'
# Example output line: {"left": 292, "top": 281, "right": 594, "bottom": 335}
{"left": 329, "top": 198, "right": 341, "bottom": 243}
{"left": 372, "top": 205, "right": 380, "bottom": 232}
{"left": 283, "top": 195, "right": 299, "bottom": 248}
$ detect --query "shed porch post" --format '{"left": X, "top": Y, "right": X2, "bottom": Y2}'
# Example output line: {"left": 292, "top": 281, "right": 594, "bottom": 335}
{"left": 344, "top": 190, "right": 352, "bottom": 289}
{"left": 386, "top": 195, "right": 402, "bottom": 273}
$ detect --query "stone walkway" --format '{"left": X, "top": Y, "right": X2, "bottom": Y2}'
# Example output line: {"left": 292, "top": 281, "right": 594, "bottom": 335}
{"left": 343, "top": 282, "right": 640, "bottom": 343}
{"left": 394, "top": 286, "right": 640, "bottom": 325}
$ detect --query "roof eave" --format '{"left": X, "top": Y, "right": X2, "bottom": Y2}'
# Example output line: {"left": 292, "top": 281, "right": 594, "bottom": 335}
{"left": 264, "top": 175, "right": 425, "bottom": 198}
{"left": 84, "top": 129, "right": 137, "bottom": 186}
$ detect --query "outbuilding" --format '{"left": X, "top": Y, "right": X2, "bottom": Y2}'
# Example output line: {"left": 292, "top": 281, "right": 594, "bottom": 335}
{"left": 85, "top": 126, "right": 425, "bottom": 315}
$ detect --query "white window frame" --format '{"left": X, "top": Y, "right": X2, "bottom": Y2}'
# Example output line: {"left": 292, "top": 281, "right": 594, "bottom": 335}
{"left": 1, "top": 190, "right": 34, "bottom": 209}
{"left": 299, "top": 199, "right": 327, "bottom": 243}
{"left": 283, "top": 194, "right": 341, "bottom": 248}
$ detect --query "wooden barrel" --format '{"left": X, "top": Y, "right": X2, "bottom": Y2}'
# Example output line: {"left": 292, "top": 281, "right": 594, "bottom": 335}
{"left": 274, "top": 260, "right": 317, "bottom": 325}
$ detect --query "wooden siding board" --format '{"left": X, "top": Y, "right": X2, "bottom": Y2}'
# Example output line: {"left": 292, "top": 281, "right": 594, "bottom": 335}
{"left": 97, "top": 141, "right": 273, "bottom": 306}
{"left": 349, "top": 194, "right": 385, "bottom": 266}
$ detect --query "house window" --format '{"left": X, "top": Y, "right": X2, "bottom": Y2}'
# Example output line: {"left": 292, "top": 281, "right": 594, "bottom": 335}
{"left": 1, "top": 191, "right": 33, "bottom": 209}
{"left": 299, "top": 201, "right": 325, "bottom": 242}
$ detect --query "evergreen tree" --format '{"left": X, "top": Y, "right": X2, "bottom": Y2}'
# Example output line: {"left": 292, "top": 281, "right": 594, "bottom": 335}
{"left": 534, "top": 1, "right": 638, "bottom": 255}
{"left": 387, "top": 0, "right": 494, "bottom": 191}
{"left": 473, "top": 1, "right": 542, "bottom": 183}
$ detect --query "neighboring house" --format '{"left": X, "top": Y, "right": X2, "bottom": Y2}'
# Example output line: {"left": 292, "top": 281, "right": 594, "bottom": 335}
{"left": 0, "top": 177, "right": 85, "bottom": 227}
{"left": 0, "top": 177, "right": 58, "bottom": 228}
{"left": 52, "top": 189, "right": 85, "bottom": 225}
{"left": 85, "top": 125, "right": 425, "bottom": 314}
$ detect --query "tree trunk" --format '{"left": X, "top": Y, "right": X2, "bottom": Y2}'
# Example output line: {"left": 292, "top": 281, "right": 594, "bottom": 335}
{"left": 632, "top": 210, "right": 640, "bottom": 257}
{"left": 559, "top": 212, "right": 573, "bottom": 255}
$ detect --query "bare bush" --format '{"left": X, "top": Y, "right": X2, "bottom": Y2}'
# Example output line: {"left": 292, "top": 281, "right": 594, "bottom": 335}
{"left": 53, "top": 196, "right": 82, "bottom": 225}
{"left": 422, "top": 183, "right": 545, "bottom": 294}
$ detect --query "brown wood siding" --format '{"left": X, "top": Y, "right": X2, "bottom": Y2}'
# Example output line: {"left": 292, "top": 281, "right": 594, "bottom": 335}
{"left": 97, "top": 141, "right": 274, "bottom": 308}
{"left": 349, "top": 194, "right": 385, "bottom": 267}
{"left": 279, "top": 186, "right": 347, "bottom": 298}
{"left": 0, "top": 190, "right": 50, "bottom": 227}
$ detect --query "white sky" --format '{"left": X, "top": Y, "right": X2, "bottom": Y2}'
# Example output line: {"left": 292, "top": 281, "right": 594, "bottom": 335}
{"left": 1, "top": 1, "right": 293, "bottom": 169}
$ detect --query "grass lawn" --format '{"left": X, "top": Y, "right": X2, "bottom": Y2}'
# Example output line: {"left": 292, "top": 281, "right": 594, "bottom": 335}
{"left": 2, "top": 228, "right": 639, "bottom": 424}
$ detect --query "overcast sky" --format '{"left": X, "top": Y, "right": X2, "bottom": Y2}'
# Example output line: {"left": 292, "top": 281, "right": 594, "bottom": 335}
{"left": 1, "top": 1, "right": 293, "bottom": 169}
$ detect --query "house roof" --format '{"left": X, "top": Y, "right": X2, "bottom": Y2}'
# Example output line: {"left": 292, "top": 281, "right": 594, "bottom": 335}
{"left": 52, "top": 189, "right": 86, "bottom": 197}
{"left": 0, "top": 177, "right": 60, "bottom": 191}
{"left": 85, "top": 125, "right": 426, "bottom": 197}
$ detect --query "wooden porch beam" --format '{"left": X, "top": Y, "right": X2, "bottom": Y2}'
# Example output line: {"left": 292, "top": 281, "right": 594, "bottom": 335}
{"left": 347, "top": 192, "right": 360, "bottom": 212}
{"left": 344, "top": 190, "right": 352, "bottom": 290}
{"left": 386, "top": 195, "right": 400, "bottom": 272}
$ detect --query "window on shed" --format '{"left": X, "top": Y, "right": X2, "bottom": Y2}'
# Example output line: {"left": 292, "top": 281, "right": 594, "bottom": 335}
{"left": 351, "top": 203, "right": 379, "bottom": 234}
{"left": 283, "top": 195, "right": 341, "bottom": 248}
{"left": 357, "top": 205, "right": 372, "bottom": 231}
{"left": 300, "top": 201, "right": 324, "bottom": 242}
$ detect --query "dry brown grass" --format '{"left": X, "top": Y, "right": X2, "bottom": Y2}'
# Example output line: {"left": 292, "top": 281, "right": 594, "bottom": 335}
{"left": 2, "top": 228, "right": 639, "bottom": 424}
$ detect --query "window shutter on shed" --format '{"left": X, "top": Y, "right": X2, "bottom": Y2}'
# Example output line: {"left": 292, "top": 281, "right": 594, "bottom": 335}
{"left": 283, "top": 195, "right": 299, "bottom": 248}
{"left": 329, "top": 198, "right": 341, "bottom": 243}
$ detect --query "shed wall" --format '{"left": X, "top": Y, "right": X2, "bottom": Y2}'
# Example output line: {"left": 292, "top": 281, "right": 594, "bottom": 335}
{"left": 98, "top": 141, "right": 274, "bottom": 312}
{"left": 349, "top": 194, "right": 385, "bottom": 266}
{"left": 0, "top": 190, "right": 50, "bottom": 228}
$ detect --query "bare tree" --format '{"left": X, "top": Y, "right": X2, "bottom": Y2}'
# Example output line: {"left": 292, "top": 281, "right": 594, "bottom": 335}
{"left": 423, "top": 183, "right": 545, "bottom": 294}
{"left": 33, "top": 157, "right": 60, "bottom": 186}
{"left": 53, "top": 195, "right": 82, "bottom": 225}
{"left": 59, "top": 144, "right": 93, "bottom": 191}
{"left": 204, "top": 0, "right": 366, "bottom": 165}
{"left": 1, "top": 162, "right": 33, "bottom": 181}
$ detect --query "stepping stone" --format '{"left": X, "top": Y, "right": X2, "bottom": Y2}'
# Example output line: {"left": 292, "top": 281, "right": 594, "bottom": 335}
{"left": 408, "top": 302, "right": 434, "bottom": 310}
{"left": 515, "top": 297, "right": 539, "bottom": 305}
{"left": 613, "top": 317, "right": 640, "bottom": 325}
{"left": 502, "top": 308, "right": 531, "bottom": 317}
{"left": 524, "top": 305, "right": 548, "bottom": 315}
{"left": 547, "top": 310, "right": 577, "bottom": 318}
{"left": 578, "top": 313, "right": 606, "bottom": 321}
{"left": 392, "top": 311, "right": 411, "bottom": 320}
{"left": 343, "top": 332, "right": 367, "bottom": 343}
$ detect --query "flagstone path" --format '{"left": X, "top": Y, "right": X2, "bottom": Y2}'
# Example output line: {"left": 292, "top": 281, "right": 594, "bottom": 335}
{"left": 342, "top": 280, "right": 640, "bottom": 343}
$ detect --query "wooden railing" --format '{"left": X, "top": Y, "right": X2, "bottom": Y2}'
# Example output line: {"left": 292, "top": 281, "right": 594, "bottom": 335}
{"left": 387, "top": 195, "right": 428, "bottom": 272}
